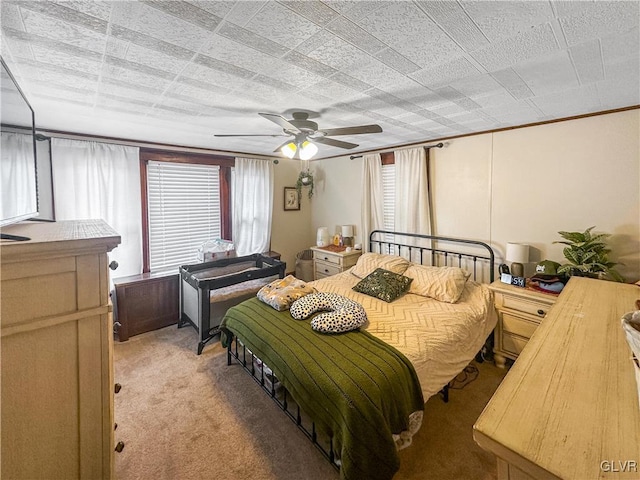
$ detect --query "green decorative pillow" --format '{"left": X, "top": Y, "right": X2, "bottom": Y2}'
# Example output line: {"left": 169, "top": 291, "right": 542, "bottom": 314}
{"left": 352, "top": 268, "right": 413, "bottom": 303}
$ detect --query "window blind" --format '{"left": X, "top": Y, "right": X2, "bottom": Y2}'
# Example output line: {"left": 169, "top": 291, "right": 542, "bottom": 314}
{"left": 147, "top": 161, "right": 221, "bottom": 272}
{"left": 381, "top": 164, "right": 395, "bottom": 239}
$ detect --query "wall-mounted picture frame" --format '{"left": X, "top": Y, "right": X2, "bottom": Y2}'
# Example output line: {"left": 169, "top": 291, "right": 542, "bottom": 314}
{"left": 284, "top": 187, "right": 300, "bottom": 211}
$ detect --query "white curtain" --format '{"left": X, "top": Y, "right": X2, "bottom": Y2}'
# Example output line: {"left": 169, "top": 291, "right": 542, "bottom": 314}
{"left": 394, "top": 147, "right": 431, "bottom": 235}
{"left": 360, "top": 153, "right": 383, "bottom": 252}
{"left": 51, "top": 138, "right": 142, "bottom": 278}
{"left": 0, "top": 132, "right": 37, "bottom": 224}
{"left": 232, "top": 157, "right": 273, "bottom": 255}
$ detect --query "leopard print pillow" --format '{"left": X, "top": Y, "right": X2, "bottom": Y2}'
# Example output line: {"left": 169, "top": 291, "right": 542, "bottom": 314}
{"left": 290, "top": 292, "right": 367, "bottom": 334}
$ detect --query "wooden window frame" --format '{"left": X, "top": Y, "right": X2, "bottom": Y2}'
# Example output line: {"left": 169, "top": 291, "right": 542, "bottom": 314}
{"left": 139, "top": 148, "right": 234, "bottom": 273}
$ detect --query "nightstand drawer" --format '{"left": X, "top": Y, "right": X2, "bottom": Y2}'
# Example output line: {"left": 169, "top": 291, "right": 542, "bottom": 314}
{"left": 502, "top": 312, "right": 538, "bottom": 339}
{"left": 313, "top": 252, "right": 341, "bottom": 266}
{"left": 502, "top": 332, "right": 528, "bottom": 357}
{"left": 502, "top": 295, "right": 551, "bottom": 318}
{"left": 315, "top": 262, "right": 341, "bottom": 277}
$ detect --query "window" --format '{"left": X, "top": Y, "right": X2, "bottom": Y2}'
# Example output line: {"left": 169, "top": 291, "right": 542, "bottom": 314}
{"left": 140, "top": 149, "right": 233, "bottom": 273}
{"left": 381, "top": 163, "right": 395, "bottom": 233}
{"left": 381, "top": 152, "right": 395, "bottom": 241}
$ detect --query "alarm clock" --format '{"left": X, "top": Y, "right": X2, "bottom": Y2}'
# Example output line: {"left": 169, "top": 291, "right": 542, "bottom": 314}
{"left": 510, "top": 276, "right": 526, "bottom": 288}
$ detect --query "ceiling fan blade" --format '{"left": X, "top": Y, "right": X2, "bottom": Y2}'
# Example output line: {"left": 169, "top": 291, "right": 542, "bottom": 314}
{"left": 313, "top": 136, "right": 359, "bottom": 149}
{"left": 214, "top": 134, "right": 289, "bottom": 137}
{"left": 318, "top": 124, "right": 382, "bottom": 136}
{"left": 258, "top": 113, "right": 301, "bottom": 134}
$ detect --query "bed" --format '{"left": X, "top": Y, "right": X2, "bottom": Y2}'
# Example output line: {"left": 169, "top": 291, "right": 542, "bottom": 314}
{"left": 220, "top": 231, "right": 496, "bottom": 480}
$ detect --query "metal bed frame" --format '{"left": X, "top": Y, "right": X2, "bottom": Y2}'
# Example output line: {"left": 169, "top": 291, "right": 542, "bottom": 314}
{"left": 225, "top": 230, "right": 496, "bottom": 470}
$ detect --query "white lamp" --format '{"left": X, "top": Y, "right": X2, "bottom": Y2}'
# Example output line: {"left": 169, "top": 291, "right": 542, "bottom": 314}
{"left": 506, "top": 243, "right": 529, "bottom": 277}
{"left": 341, "top": 225, "right": 354, "bottom": 247}
{"left": 316, "top": 227, "right": 329, "bottom": 247}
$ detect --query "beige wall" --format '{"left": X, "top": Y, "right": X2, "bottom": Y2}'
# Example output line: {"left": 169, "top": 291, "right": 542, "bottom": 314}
{"left": 311, "top": 109, "right": 640, "bottom": 282}
{"left": 270, "top": 158, "right": 315, "bottom": 274}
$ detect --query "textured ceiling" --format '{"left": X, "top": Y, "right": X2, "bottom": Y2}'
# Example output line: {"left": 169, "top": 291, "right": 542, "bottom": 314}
{"left": 1, "top": 1, "right": 639, "bottom": 159}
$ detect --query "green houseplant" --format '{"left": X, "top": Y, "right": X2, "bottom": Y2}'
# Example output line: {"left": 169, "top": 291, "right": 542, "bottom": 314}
{"left": 553, "top": 226, "right": 623, "bottom": 282}
{"left": 296, "top": 169, "right": 314, "bottom": 200}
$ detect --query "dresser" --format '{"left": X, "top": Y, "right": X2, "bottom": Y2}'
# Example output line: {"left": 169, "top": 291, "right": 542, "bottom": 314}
{"left": 489, "top": 280, "right": 557, "bottom": 368}
{"left": 474, "top": 277, "right": 640, "bottom": 479}
{"left": 1, "top": 220, "right": 120, "bottom": 479}
{"left": 310, "top": 246, "right": 362, "bottom": 280}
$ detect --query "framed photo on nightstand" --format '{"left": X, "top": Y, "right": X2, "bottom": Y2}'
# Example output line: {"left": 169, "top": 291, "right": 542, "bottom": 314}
{"left": 284, "top": 187, "right": 300, "bottom": 211}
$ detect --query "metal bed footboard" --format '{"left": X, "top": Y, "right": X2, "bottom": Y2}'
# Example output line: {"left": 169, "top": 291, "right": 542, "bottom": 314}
{"left": 226, "top": 333, "right": 340, "bottom": 471}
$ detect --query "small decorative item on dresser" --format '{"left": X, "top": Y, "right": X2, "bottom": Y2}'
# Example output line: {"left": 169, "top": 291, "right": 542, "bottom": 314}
{"left": 283, "top": 187, "right": 300, "bottom": 211}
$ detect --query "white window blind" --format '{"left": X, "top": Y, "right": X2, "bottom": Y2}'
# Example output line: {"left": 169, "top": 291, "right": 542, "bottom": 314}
{"left": 147, "top": 161, "right": 221, "bottom": 272}
{"left": 381, "top": 163, "right": 395, "bottom": 237}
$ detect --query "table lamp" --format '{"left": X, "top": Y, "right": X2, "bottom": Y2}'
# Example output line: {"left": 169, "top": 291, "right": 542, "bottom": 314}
{"left": 506, "top": 242, "right": 529, "bottom": 278}
{"left": 341, "top": 225, "right": 354, "bottom": 247}
{"left": 317, "top": 227, "right": 329, "bottom": 247}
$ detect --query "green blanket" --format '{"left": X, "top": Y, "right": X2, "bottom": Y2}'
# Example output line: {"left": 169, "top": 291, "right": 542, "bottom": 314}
{"left": 220, "top": 297, "right": 425, "bottom": 480}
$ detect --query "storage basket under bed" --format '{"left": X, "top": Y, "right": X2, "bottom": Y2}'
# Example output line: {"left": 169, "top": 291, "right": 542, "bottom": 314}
{"left": 178, "top": 254, "right": 285, "bottom": 354}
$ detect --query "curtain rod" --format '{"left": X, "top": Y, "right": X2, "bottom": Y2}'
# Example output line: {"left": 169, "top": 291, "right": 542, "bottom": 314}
{"left": 349, "top": 142, "right": 444, "bottom": 160}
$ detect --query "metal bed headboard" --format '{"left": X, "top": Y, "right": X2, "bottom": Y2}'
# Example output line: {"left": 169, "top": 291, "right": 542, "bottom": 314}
{"left": 369, "top": 230, "right": 495, "bottom": 283}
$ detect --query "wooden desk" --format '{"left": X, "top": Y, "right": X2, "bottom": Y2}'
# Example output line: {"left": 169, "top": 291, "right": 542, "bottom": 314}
{"left": 474, "top": 277, "right": 640, "bottom": 479}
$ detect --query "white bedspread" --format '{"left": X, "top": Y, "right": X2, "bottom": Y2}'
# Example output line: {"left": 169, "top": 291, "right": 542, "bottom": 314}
{"left": 311, "top": 269, "right": 497, "bottom": 400}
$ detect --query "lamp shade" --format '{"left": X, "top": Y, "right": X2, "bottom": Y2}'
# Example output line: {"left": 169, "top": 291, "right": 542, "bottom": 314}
{"left": 506, "top": 243, "right": 530, "bottom": 264}
{"left": 317, "top": 227, "right": 329, "bottom": 247}
{"left": 341, "top": 225, "right": 354, "bottom": 237}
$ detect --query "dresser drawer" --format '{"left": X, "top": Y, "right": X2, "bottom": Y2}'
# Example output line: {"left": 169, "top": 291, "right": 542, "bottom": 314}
{"left": 313, "top": 251, "right": 341, "bottom": 266}
{"left": 501, "top": 332, "right": 529, "bottom": 357}
{"left": 315, "top": 262, "right": 341, "bottom": 277}
{"left": 501, "top": 295, "right": 552, "bottom": 318}
{"left": 501, "top": 312, "right": 539, "bottom": 339}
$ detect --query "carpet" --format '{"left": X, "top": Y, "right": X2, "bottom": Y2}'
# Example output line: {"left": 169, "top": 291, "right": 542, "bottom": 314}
{"left": 113, "top": 325, "right": 507, "bottom": 480}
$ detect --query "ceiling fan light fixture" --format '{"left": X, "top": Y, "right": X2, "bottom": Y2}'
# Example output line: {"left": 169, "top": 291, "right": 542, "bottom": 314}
{"left": 299, "top": 140, "right": 318, "bottom": 160}
{"left": 281, "top": 141, "right": 297, "bottom": 158}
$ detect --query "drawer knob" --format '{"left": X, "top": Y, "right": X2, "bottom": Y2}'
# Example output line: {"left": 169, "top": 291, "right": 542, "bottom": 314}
{"left": 323, "top": 256, "right": 328, "bottom": 261}
{"left": 324, "top": 269, "right": 329, "bottom": 273}
{"left": 537, "top": 309, "right": 545, "bottom": 316}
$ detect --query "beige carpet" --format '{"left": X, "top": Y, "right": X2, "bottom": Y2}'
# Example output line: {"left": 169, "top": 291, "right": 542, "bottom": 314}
{"left": 113, "top": 325, "right": 507, "bottom": 480}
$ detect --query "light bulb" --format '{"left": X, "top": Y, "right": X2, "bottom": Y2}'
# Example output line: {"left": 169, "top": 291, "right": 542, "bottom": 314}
{"left": 281, "top": 142, "right": 296, "bottom": 159}
{"left": 299, "top": 140, "right": 318, "bottom": 160}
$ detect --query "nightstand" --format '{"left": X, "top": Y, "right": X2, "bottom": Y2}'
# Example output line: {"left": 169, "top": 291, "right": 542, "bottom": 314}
{"left": 489, "top": 280, "right": 558, "bottom": 368}
{"left": 310, "top": 246, "right": 362, "bottom": 280}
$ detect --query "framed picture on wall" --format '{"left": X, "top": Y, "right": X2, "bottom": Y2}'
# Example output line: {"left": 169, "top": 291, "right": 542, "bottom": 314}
{"left": 284, "top": 187, "right": 300, "bottom": 211}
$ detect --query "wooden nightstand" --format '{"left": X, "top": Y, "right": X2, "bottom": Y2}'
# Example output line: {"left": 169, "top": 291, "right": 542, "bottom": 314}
{"left": 489, "top": 280, "right": 558, "bottom": 368}
{"left": 310, "top": 246, "right": 362, "bottom": 280}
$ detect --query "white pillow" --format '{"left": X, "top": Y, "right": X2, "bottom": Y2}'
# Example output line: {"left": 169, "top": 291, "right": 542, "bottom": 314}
{"left": 350, "top": 253, "right": 410, "bottom": 279}
{"left": 404, "top": 264, "right": 470, "bottom": 303}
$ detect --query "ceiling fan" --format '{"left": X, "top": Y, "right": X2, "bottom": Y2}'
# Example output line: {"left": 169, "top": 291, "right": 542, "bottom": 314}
{"left": 214, "top": 112, "right": 383, "bottom": 159}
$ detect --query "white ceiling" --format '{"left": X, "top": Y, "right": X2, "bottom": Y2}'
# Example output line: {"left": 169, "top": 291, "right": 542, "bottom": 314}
{"left": 1, "top": 1, "right": 638, "bottom": 159}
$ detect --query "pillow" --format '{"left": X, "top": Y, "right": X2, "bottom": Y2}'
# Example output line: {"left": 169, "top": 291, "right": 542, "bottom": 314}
{"left": 290, "top": 292, "right": 367, "bottom": 334}
{"left": 350, "top": 253, "right": 410, "bottom": 279}
{"left": 257, "top": 275, "right": 317, "bottom": 311}
{"left": 352, "top": 268, "right": 413, "bottom": 303}
{"left": 404, "top": 264, "right": 470, "bottom": 303}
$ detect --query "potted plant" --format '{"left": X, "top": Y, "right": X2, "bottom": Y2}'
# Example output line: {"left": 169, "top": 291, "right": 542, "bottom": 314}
{"left": 553, "top": 226, "right": 623, "bottom": 282}
{"left": 296, "top": 169, "right": 314, "bottom": 200}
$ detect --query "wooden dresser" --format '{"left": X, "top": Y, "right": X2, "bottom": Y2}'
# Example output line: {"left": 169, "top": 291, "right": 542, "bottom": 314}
{"left": 310, "top": 246, "right": 362, "bottom": 280}
{"left": 489, "top": 280, "right": 557, "bottom": 368}
{"left": 474, "top": 277, "right": 640, "bottom": 479}
{"left": 1, "top": 220, "right": 120, "bottom": 479}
